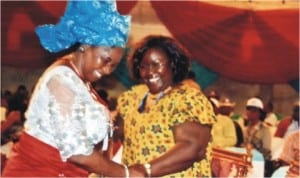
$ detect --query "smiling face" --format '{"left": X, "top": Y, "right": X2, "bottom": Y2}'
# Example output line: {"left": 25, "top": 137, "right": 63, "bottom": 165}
{"left": 79, "top": 46, "right": 123, "bottom": 82}
{"left": 139, "top": 48, "right": 174, "bottom": 94}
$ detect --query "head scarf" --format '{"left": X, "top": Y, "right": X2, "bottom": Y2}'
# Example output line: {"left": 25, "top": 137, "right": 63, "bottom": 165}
{"left": 36, "top": 0, "right": 131, "bottom": 53}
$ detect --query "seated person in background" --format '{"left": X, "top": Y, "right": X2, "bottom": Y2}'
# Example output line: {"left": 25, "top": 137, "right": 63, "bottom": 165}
{"left": 207, "top": 90, "right": 220, "bottom": 100}
{"left": 243, "top": 97, "right": 270, "bottom": 157}
{"left": 7, "top": 84, "right": 29, "bottom": 124}
{"left": 1, "top": 111, "right": 21, "bottom": 134}
{"left": 1, "top": 110, "right": 22, "bottom": 144}
{"left": 208, "top": 97, "right": 219, "bottom": 115}
{"left": 1, "top": 110, "right": 22, "bottom": 173}
{"left": 1, "top": 89, "right": 24, "bottom": 144}
{"left": 243, "top": 97, "right": 273, "bottom": 177}
{"left": 271, "top": 130, "right": 300, "bottom": 177}
{"left": 220, "top": 98, "right": 244, "bottom": 147}
{"left": 278, "top": 130, "right": 300, "bottom": 166}
{"left": 275, "top": 101, "right": 299, "bottom": 138}
{"left": 211, "top": 98, "right": 237, "bottom": 148}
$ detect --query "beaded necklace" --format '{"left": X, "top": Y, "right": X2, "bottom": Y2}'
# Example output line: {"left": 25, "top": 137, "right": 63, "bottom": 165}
{"left": 138, "top": 92, "right": 164, "bottom": 113}
{"left": 63, "top": 57, "right": 112, "bottom": 150}
{"left": 66, "top": 57, "right": 107, "bottom": 106}
{"left": 138, "top": 86, "right": 172, "bottom": 113}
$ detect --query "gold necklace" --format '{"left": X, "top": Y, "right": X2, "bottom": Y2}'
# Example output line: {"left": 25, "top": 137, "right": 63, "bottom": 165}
{"left": 138, "top": 86, "right": 172, "bottom": 113}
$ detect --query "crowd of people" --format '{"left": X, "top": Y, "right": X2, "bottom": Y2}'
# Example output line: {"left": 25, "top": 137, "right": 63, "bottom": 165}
{"left": 1, "top": 0, "right": 299, "bottom": 177}
{"left": 207, "top": 91, "right": 299, "bottom": 177}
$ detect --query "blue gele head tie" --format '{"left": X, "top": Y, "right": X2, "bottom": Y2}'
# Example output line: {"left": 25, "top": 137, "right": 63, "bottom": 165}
{"left": 35, "top": 0, "right": 131, "bottom": 53}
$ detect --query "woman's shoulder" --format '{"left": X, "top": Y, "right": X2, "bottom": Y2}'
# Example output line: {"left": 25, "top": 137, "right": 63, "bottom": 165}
{"left": 118, "top": 84, "right": 147, "bottom": 100}
{"left": 38, "top": 65, "right": 82, "bottom": 88}
{"left": 130, "top": 84, "right": 148, "bottom": 92}
{"left": 43, "top": 64, "right": 73, "bottom": 76}
{"left": 171, "top": 81, "right": 203, "bottom": 98}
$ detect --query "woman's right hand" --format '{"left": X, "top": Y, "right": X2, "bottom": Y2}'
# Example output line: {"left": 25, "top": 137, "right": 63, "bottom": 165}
{"left": 128, "top": 164, "right": 146, "bottom": 177}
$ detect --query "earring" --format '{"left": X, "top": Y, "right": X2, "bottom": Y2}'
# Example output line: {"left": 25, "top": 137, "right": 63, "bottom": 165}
{"left": 79, "top": 46, "right": 85, "bottom": 53}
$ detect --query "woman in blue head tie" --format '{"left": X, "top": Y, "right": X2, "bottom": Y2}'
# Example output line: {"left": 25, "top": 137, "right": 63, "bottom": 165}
{"left": 2, "top": 1, "right": 143, "bottom": 177}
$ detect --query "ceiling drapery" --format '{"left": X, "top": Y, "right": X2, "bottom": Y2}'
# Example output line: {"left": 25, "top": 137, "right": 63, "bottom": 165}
{"left": 1, "top": 1, "right": 299, "bottom": 84}
{"left": 151, "top": 1, "right": 299, "bottom": 84}
{"left": 1, "top": 1, "right": 137, "bottom": 69}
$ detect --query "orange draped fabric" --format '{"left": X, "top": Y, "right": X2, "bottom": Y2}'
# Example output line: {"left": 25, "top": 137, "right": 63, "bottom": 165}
{"left": 2, "top": 132, "right": 89, "bottom": 177}
{"left": 1, "top": 1, "right": 298, "bottom": 84}
{"left": 1, "top": 1, "right": 137, "bottom": 69}
{"left": 151, "top": 1, "right": 299, "bottom": 83}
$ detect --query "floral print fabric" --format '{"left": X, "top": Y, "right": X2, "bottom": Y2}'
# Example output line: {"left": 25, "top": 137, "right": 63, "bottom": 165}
{"left": 117, "top": 83, "right": 216, "bottom": 177}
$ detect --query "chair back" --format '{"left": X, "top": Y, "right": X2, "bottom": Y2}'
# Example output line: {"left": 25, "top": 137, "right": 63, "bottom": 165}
{"left": 212, "top": 145, "right": 252, "bottom": 177}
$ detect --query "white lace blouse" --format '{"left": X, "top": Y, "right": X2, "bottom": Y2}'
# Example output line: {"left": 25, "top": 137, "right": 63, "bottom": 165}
{"left": 25, "top": 66, "right": 111, "bottom": 161}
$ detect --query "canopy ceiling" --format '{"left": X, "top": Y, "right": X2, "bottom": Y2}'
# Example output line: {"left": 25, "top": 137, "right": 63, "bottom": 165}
{"left": 1, "top": 0, "right": 299, "bottom": 84}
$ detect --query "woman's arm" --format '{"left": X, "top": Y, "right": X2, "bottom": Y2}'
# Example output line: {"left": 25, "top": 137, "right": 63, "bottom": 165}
{"left": 68, "top": 150, "right": 123, "bottom": 176}
{"left": 132, "top": 121, "right": 212, "bottom": 177}
{"left": 47, "top": 71, "right": 144, "bottom": 177}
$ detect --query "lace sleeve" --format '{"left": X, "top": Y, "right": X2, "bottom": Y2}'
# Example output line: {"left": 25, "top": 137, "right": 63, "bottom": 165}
{"left": 47, "top": 75, "right": 75, "bottom": 118}
{"left": 45, "top": 68, "right": 110, "bottom": 161}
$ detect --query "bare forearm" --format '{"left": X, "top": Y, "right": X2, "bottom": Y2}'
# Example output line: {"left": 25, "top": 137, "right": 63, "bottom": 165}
{"left": 148, "top": 142, "right": 202, "bottom": 177}
{"left": 148, "top": 122, "right": 211, "bottom": 177}
{"left": 68, "top": 150, "right": 125, "bottom": 177}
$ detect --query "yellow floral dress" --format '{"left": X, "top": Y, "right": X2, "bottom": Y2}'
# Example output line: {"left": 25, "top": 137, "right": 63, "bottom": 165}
{"left": 117, "top": 82, "right": 216, "bottom": 177}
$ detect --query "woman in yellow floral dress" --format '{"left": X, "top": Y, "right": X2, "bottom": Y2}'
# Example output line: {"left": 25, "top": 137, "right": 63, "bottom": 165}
{"left": 115, "top": 35, "right": 216, "bottom": 177}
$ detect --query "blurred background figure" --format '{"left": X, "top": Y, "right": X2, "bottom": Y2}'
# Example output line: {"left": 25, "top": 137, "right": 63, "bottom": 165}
{"left": 211, "top": 97, "right": 237, "bottom": 148}
{"left": 7, "top": 85, "right": 29, "bottom": 124}
{"left": 220, "top": 97, "right": 244, "bottom": 147}
{"left": 243, "top": 97, "right": 273, "bottom": 177}
{"left": 207, "top": 90, "right": 220, "bottom": 100}
{"left": 275, "top": 100, "right": 299, "bottom": 138}
{"left": 271, "top": 100, "right": 299, "bottom": 165}
{"left": 1, "top": 86, "right": 26, "bottom": 145}
{"left": 271, "top": 130, "right": 300, "bottom": 178}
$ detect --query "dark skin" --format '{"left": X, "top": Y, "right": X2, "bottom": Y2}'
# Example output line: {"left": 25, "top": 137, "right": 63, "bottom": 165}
{"left": 116, "top": 48, "right": 212, "bottom": 176}
{"left": 246, "top": 107, "right": 261, "bottom": 126}
{"left": 51, "top": 45, "right": 144, "bottom": 177}
{"left": 71, "top": 45, "right": 123, "bottom": 82}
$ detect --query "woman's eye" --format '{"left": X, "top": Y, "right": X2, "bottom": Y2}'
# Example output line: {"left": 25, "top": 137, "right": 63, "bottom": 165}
{"left": 139, "top": 63, "right": 163, "bottom": 71}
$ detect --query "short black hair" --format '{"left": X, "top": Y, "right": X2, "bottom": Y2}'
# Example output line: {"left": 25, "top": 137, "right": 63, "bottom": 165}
{"left": 130, "top": 35, "right": 190, "bottom": 83}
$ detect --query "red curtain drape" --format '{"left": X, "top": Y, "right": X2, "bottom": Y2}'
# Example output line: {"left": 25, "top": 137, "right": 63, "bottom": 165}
{"left": 1, "top": 1, "right": 136, "bottom": 69}
{"left": 151, "top": 1, "right": 299, "bottom": 84}
{"left": 2, "top": 1, "right": 298, "bottom": 84}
